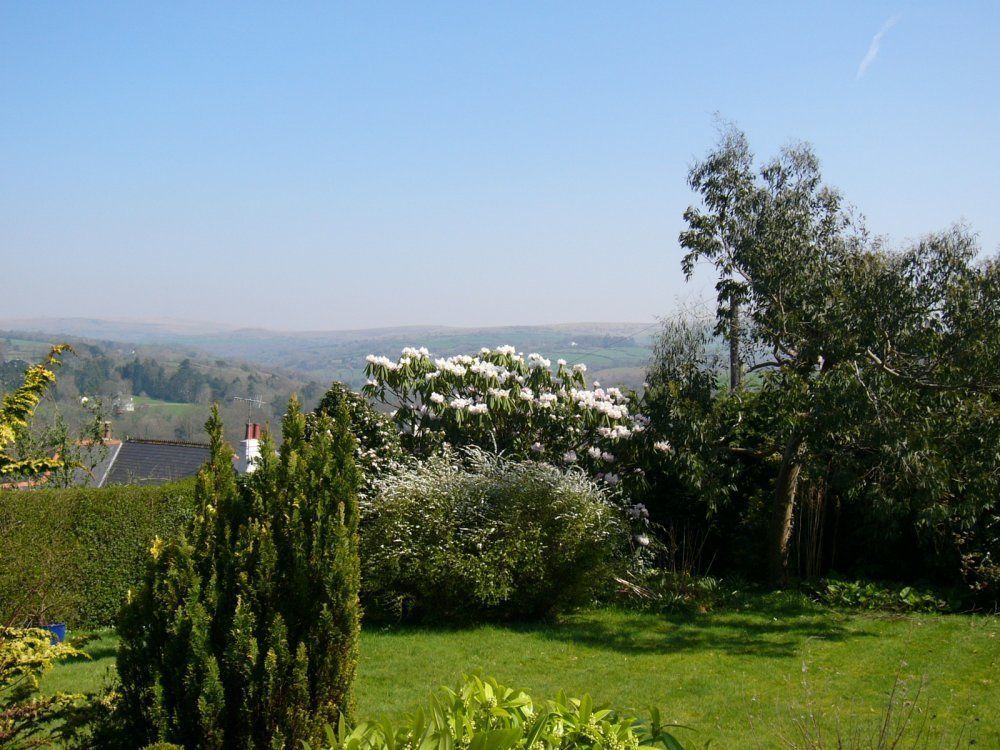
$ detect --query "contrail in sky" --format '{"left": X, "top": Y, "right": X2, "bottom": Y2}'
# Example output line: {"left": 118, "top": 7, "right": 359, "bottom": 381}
{"left": 857, "top": 14, "right": 901, "bottom": 79}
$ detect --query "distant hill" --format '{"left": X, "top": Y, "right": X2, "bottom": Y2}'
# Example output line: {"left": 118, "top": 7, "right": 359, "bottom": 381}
{"left": 0, "top": 328, "right": 323, "bottom": 445}
{"left": 1, "top": 317, "right": 659, "bottom": 390}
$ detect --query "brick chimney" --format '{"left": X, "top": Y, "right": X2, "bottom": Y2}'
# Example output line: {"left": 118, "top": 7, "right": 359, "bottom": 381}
{"left": 238, "top": 422, "right": 262, "bottom": 474}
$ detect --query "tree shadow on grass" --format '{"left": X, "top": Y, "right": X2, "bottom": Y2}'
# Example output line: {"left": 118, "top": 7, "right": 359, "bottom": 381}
{"left": 523, "top": 605, "right": 876, "bottom": 659}
{"left": 61, "top": 634, "right": 118, "bottom": 664}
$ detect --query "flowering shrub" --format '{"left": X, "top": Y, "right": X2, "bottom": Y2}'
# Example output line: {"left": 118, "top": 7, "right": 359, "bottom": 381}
{"left": 360, "top": 450, "right": 626, "bottom": 621}
{"left": 363, "top": 346, "right": 667, "bottom": 492}
{"left": 307, "top": 674, "right": 689, "bottom": 750}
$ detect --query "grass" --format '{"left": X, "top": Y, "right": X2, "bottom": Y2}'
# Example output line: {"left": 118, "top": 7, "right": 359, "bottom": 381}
{"left": 44, "top": 600, "right": 998, "bottom": 746}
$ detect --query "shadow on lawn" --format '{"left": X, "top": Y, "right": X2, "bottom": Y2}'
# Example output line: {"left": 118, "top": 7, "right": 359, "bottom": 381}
{"left": 62, "top": 635, "right": 118, "bottom": 664}
{"left": 529, "top": 605, "right": 874, "bottom": 658}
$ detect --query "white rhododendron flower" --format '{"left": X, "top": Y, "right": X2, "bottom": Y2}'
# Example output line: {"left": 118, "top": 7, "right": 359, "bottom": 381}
{"left": 604, "top": 472, "right": 620, "bottom": 486}
{"left": 527, "top": 353, "right": 552, "bottom": 370}
{"left": 366, "top": 354, "right": 398, "bottom": 370}
{"left": 628, "top": 503, "right": 649, "bottom": 520}
{"left": 531, "top": 442, "right": 543, "bottom": 453}
{"left": 573, "top": 363, "right": 587, "bottom": 373}
{"left": 435, "top": 358, "right": 467, "bottom": 377}
{"left": 450, "top": 397, "right": 471, "bottom": 410}
{"left": 430, "top": 392, "right": 445, "bottom": 404}
{"left": 536, "top": 393, "right": 558, "bottom": 408}
{"left": 557, "top": 358, "right": 567, "bottom": 366}
{"left": 587, "top": 446, "right": 603, "bottom": 459}
{"left": 563, "top": 450, "right": 577, "bottom": 463}
{"left": 468, "top": 403, "right": 488, "bottom": 415}
{"left": 654, "top": 440, "right": 673, "bottom": 454}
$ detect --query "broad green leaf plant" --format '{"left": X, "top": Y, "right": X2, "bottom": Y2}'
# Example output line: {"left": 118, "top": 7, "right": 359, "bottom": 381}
{"left": 307, "top": 674, "right": 691, "bottom": 750}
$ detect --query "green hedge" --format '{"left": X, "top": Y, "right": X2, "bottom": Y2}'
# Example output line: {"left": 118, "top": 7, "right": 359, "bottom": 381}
{"left": 0, "top": 481, "right": 196, "bottom": 629}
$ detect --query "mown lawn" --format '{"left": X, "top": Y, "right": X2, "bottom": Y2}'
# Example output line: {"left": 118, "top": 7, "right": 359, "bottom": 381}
{"left": 45, "top": 600, "right": 998, "bottom": 746}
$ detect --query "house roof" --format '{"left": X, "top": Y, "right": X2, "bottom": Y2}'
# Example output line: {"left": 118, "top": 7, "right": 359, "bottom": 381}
{"left": 2, "top": 437, "right": 211, "bottom": 489}
{"left": 102, "top": 439, "right": 211, "bottom": 487}
{"left": 71, "top": 440, "right": 122, "bottom": 487}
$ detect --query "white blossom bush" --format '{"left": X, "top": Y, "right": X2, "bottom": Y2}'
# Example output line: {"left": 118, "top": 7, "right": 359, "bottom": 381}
{"left": 362, "top": 346, "right": 661, "bottom": 489}
{"left": 360, "top": 449, "right": 626, "bottom": 621}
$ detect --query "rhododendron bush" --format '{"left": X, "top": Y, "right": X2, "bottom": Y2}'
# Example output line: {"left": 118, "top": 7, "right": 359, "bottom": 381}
{"left": 362, "top": 346, "right": 671, "bottom": 490}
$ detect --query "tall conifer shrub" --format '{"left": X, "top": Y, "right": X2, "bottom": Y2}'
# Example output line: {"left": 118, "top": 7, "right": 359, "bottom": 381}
{"left": 114, "top": 397, "right": 360, "bottom": 749}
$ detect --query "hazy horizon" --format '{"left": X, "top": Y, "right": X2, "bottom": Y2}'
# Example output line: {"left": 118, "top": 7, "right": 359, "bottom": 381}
{"left": 0, "top": 314, "right": 658, "bottom": 336}
{"left": 3, "top": 3, "right": 998, "bottom": 329}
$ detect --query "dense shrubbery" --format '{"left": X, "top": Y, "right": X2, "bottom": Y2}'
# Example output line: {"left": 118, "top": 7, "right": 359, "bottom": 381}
{"left": 0, "top": 481, "right": 196, "bottom": 628}
{"left": 110, "top": 400, "right": 361, "bottom": 749}
{"left": 309, "top": 674, "right": 689, "bottom": 750}
{"left": 361, "top": 450, "right": 626, "bottom": 621}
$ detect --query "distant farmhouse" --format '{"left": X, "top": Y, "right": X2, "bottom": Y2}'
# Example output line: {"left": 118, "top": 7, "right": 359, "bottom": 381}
{"left": 112, "top": 393, "right": 135, "bottom": 415}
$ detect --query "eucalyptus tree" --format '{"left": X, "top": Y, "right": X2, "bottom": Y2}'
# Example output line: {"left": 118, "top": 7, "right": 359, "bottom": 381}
{"left": 679, "top": 128, "right": 999, "bottom": 583}
{"left": 680, "top": 125, "right": 755, "bottom": 391}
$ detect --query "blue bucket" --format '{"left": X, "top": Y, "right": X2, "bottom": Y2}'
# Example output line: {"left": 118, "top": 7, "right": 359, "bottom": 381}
{"left": 43, "top": 623, "right": 67, "bottom": 644}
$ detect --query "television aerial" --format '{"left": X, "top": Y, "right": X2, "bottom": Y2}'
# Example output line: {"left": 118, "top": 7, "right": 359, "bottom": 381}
{"left": 233, "top": 395, "right": 268, "bottom": 424}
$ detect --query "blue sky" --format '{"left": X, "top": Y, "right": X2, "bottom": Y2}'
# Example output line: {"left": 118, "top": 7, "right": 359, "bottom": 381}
{"left": 2, "top": 2, "right": 997, "bottom": 330}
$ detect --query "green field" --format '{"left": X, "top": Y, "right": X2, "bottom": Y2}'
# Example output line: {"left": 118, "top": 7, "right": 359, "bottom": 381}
{"left": 44, "top": 602, "right": 999, "bottom": 746}
{"left": 0, "top": 336, "right": 56, "bottom": 361}
{"left": 131, "top": 395, "right": 202, "bottom": 416}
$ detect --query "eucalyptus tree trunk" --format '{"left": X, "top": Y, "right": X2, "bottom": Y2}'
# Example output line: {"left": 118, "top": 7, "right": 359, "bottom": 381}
{"left": 729, "top": 302, "right": 742, "bottom": 390}
{"left": 768, "top": 432, "right": 804, "bottom": 584}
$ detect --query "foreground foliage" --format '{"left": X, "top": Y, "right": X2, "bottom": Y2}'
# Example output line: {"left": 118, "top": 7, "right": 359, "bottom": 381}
{"left": 0, "top": 345, "right": 71, "bottom": 481}
{"left": 308, "top": 674, "right": 688, "bottom": 750}
{"left": 361, "top": 450, "right": 625, "bottom": 621}
{"left": 112, "top": 398, "right": 361, "bottom": 749}
{"left": 0, "top": 627, "right": 86, "bottom": 749}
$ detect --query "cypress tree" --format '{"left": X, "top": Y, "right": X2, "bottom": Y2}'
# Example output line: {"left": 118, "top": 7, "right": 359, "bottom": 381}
{"left": 114, "top": 396, "right": 360, "bottom": 749}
